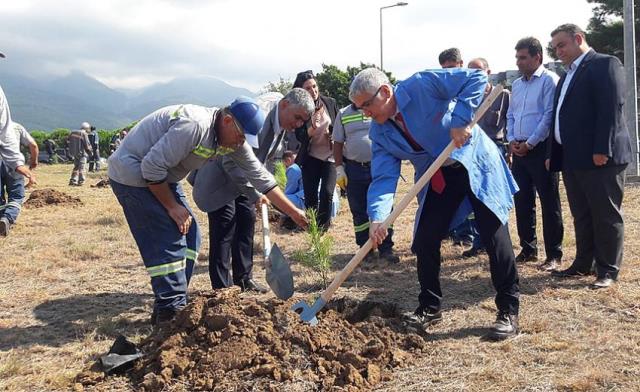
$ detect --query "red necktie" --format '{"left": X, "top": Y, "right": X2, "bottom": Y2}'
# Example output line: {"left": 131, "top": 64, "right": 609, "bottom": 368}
{"left": 394, "top": 112, "right": 446, "bottom": 194}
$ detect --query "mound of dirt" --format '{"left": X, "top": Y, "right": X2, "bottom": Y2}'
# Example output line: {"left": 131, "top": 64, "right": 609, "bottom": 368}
{"left": 24, "top": 188, "right": 82, "bottom": 208}
{"left": 77, "top": 289, "right": 427, "bottom": 391}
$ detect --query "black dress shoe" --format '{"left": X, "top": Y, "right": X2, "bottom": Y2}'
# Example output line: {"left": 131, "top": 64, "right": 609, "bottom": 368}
{"left": 403, "top": 307, "right": 442, "bottom": 328}
{"left": 538, "top": 257, "right": 561, "bottom": 272}
{"left": 487, "top": 312, "right": 519, "bottom": 341}
{"left": 239, "top": 279, "right": 268, "bottom": 293}
{"left": 551, "top": 266, "right": 591, "bottom": 278}
{"left": 590, "top": 276, "right": 615, "bottom": 290}
{"left": 515, "top": 251, "right": 538, "bottom": 263}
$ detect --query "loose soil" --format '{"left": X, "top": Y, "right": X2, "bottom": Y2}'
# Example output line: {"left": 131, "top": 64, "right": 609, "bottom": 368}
{"left": 24, "top": 188, "right": 83, "bottom": 208}
{"left": 76, "top": 289, "right": 427, "bottom": 391}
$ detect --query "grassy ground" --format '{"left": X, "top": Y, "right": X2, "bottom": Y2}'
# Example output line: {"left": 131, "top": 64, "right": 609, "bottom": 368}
{"left": 1, "top": 163, "right": 639, "bottom": 391}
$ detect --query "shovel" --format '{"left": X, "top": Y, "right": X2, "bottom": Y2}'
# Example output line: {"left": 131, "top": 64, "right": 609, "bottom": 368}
{"left": 261, "top": 203, "right": 294, "bottom": 300}
{"left": 291, "top": 85, "right": 505, "bottom": 325}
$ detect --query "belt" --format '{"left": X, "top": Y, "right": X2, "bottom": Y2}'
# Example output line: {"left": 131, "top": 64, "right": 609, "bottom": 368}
{"left": 344, "top": 158, "right": 371, "bottom": 167}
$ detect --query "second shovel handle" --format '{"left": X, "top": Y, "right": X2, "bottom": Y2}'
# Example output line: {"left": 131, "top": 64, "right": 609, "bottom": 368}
{"left": 261, "top": 203, "right": 271, "bottom": 260}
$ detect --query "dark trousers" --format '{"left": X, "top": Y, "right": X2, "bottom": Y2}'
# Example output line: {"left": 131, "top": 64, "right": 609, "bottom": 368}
{"left": 344, "top": 159, "right": 393, "bottom": 252}
{"left": 208, "top": 194, "right": 256, "bottom": 289}
{"left": 413, "top": 165, "right": 520, "bottom": 315}
{"left": 511, "top": 142, "right": 563, "bottom": 259}
{"left": 562, "top": 165, "right": 626, "bottom": 279}
{"left": 302, "top": 155, "right": 337, "bottom": 228}
{"left": 88, "top": 149, "right": 101, "bottom": 171}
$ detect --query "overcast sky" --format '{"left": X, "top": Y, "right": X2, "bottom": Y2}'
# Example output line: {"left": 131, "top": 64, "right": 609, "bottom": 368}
{"left": 1, "top": 0, "right": 595, "bottom": 91}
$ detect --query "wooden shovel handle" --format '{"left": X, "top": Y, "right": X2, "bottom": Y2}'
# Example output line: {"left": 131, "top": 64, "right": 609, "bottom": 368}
{"left": 261, "top": 203, "right": 271, "bottom": 261}
{"left": 319, "top": 84, "right": 505, "bottom": 303}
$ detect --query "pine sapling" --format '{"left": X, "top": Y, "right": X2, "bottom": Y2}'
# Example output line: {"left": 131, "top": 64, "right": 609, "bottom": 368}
{"left": 293, "top": 209, "right": 334, "bottom": 288}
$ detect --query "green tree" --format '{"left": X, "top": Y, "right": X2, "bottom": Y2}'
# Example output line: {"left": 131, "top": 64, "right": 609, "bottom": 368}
{"left": 585, "top": 0, "right": 639, "bottom": 62}
{"left": 261, "top": 77, "right": 293, "bottom": 95}
{"left": 315, "top": 62, "right": 397, "bottom": 107}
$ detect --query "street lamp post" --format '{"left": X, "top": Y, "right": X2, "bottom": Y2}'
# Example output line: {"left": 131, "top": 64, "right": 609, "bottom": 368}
{"left": 380, "top": 2, "right": 408, "bottom": 71}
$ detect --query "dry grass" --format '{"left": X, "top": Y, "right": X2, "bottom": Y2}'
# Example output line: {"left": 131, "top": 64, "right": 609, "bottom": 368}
{"left": 1, "top": 164, "right": 640, "bottom": 391}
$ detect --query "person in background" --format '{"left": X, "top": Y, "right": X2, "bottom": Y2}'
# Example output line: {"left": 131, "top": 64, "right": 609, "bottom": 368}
{"left": 293, "top": 70, "right": 339, "bottom": 230}
{"left": 87, "top": 125, "right": 101, "bottom": 172}
{"left": 548, "top": 24, "right": 632, "bottom": 289}
{"left": 67, "top": 122, "right": 93, "bottom": 186}
{"left": 507, "top": 37, "right": 563, "bottom": 271}
{"left": 1, "top": 50, "right": 37, "bottom": 237}
{"left": 333, "top": 103, "right": 398, "bottom": 263}
{"left": 462, "top": 57, "right": 511, "bottom": 258}
{"left": 438, "top": 47, "right": 464, "bottom": 68}
{"left": 0, "top": 122, "right": 38, "bottom": 236}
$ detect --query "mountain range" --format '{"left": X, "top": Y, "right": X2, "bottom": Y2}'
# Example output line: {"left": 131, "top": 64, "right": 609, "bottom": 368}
{"left": 0, "top": 70, "right": 256, "bottom": 131}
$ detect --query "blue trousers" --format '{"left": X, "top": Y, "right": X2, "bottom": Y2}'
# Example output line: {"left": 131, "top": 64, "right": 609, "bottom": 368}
{"left": 344, "top": 159, "right": 393, "bottom": 252}
{"left": 0, "top": 161, "right": 25, "bottom": 224}
{"left": 110, "top": 179, "right": 201, "bottom": 312}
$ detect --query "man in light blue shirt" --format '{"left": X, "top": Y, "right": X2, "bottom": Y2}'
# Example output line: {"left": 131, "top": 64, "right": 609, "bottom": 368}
{"left": 506, "top": 37, "right": 564, "bottom": 272}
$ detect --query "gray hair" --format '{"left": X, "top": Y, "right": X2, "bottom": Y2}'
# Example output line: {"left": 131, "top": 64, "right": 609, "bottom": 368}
{"left": 468, "top": 57, "right": 489, "bottom": 70}
{"left": 283, "top": 87, "right": 314, "bottom": 116}
{"left": 349, "top": 68, "right": 389, "bottom": 102}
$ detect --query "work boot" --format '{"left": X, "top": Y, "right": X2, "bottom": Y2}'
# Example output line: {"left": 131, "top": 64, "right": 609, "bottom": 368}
{"left": 0, "top": 217, "right": 11, "bottom": 237}
{"left": 239, "top": 279, "right": 268, "bottom": 294}
{"left": 487, "top": 311, "right": 519, "bottom": 341}
{"left": 379, "top": 249, "right": 400, "bottom": 264}
{"left": 150, "top": 307, "right": 178, "bottom": 327}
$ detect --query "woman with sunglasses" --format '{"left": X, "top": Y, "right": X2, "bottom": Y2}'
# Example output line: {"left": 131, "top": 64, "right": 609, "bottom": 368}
{"left": 293, "top": 70, "right": 339, "bottom": 230}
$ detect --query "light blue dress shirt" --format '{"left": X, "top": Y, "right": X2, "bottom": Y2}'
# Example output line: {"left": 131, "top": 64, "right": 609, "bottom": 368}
{"left": 367, "top": 68, "right": 519, "bottom": 233}
{"left": 506, "top": 65, "right": 559, "bottom": 147}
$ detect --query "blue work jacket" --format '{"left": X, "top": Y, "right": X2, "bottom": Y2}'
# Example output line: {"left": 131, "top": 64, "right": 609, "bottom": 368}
{"left": 367, "top": 68, "right": 519, "bottom": 234}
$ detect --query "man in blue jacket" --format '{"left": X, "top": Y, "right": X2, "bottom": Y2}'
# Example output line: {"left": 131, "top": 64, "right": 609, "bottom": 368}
{"left": 349, "top": 67, "right": 520, "bottom": 340}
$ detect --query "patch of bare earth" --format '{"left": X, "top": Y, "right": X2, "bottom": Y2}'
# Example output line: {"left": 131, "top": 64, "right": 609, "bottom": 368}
{"left": 24, "top": 188, "right": 82, "bottom": 208}
{"left": 1, "top": 165, "right": 640, "bottom": 391}
{"left": 76, "top": 289, "right": 425, "bottom": 391}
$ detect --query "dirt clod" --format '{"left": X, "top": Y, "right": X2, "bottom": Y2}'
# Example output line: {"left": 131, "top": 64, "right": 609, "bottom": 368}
{"left": 91, "top": 178, "right": 111, "bottom": 188}
{"left": 24, "top": 188, "right": 82, "bottom": 208}
{"left": 83, "top": 290, "right": 425, "bottom": 391}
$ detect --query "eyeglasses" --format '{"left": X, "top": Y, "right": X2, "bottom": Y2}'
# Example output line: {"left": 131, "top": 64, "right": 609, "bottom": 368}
{"left": 358, "top": 87, "right": 382, "bottom": 110}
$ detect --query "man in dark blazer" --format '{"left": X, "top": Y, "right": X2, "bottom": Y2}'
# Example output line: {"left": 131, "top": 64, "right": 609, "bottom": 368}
{"left": 547, "top": 23, "right": 632, "bottom": 289}
{"left": 189, "top": 88, "right": 313, "bottom": 293}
